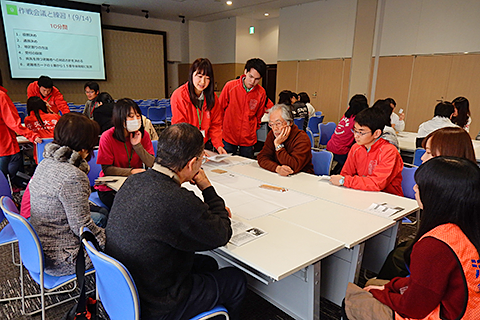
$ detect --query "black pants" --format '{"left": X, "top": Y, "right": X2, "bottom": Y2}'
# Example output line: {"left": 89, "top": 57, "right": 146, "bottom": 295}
{"left": 98, "top": 190, "right": 116, "bottom": 210}
{"left": 159, "top": 254, "right": 247, "bottom": 320}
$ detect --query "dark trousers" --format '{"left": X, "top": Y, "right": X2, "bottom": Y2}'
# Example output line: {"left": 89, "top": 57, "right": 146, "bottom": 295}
{"left": 0, "top": 152, "right": 22, "bottom": 185}
{"left": 331, "top": 153, "right": 349, "bottom": 175}
{"left": 159, "top": 254, "right": 247, "bottom": 320}
{"left": 223, "top": 140, "right": 254, "bottom": 159}
{"left": 98, "top": 189, "right": 116, "bottom": 210}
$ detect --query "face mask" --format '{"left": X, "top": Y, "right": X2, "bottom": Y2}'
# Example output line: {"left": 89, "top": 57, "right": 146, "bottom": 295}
{"left": 125, "top": 119, "right": 141, "bottom": 132}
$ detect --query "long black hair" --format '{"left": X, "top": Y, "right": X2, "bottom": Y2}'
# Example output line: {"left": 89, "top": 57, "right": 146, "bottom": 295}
{"left": 344, "top": 94, "right": 368, "bottom": 118}
{"left": 27, "top": 96, "right": 51, "bottom": 130}
{"left": 452, "top": 96, "right": 470, "bottom": 129}
{"left": 188, "top": 58, "right": 216, "bottom": 111}
{"left": 407, "top": 156, "right": 480, "bottom": 264}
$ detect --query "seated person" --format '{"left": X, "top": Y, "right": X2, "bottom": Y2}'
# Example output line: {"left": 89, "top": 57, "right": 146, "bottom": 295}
{"left": 385, "top": 97, "right": 405, "bottom": 132}
{"left": 29, "top": 113, "right": 105, "bottom": 276}
{"left": 451, "top": 96, "right": 471, "bottom": 132}
{"left": 291, "top": 92, "right": 309, "bottom": 131}
{"left": 343, "top": 157, "right": 480, "bottom": 320}
{"left": 372, "top": 99, "right": 399, "bottom": 149}
{"left": 330, "top": 107, "right": 403, "bottom": 196}
{"left": 27, "top": 75, "right": 69, "bottom": 115}
{"left": 416, "top": 101, "right": 457, "bottom": 147}
{"left": 105, "top": 123, "right": 246, "bottom": 320}
{"left": 298, "top": 92, "right": 316, "bottom": 118}
{"left": 83, "top": 81, "right": 100, "bottom": 119}
{"left": 95, "top": 98, "right": 155, "bottom": 209}
{"left": 91, "top": 92, "right": 115, "bottom": 134}
{"left": 24, "top": 96, "right": 61, "bottom": 163}
{"left": 257, "top": 104, "right": 314, "bottom": 176}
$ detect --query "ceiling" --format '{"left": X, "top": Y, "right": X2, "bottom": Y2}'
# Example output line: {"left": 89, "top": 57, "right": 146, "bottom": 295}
{"left": 73, "top": 0, "right": 321, "bottom": 22}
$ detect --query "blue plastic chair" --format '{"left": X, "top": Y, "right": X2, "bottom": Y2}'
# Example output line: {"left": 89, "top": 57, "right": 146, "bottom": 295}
{"left": 81, "top": 227, "right": 229, "bottom": 320}
{"left": 147, "top": 107, "right": 166, "bottom": 125}
{"left": 306, "top": 128, "right": 315, "bottom": 149}
{"left": 293, "top": 118, "right": 304, "bottom": 131}
{"left": 151, "top": 139, "right": 158, "bottom": 158}
{"left": 36, "top": 138, "right": 54, "bottom": 164}
{"left": 0, "top": 171, "right": 12, "bottom": 199}
{"left": 413, "top": 148, "right": 426, "bottom": 167}
{"left": 87, "top": 150, "right": 109, "bottom": 210}
{"left": 319, "top": 122, "right": 336, "bottom": 146}
{"left": 307, "top": 116, "right": 323, "bottom": 138}
{"left": 314, "top": 111, "right": 322, "bottom": 117}
{"left": 1, "top": 196, "right": 94, "bottom": 319}
{"left": 311, "top": 150, "right": 333, "bottom": 176}
{"left": 401, "top": 166, "right": 417, "bottom": 200}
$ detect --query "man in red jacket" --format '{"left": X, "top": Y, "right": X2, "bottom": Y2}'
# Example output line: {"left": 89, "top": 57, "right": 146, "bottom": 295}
{"left": 330, "top": 107, "right": 403, "bottom": 196}
{"left": 219, "top": 58, "right": 273, "bottom": 158}
{"left": 27, "top": 76, "right": 70, "bottom": 115}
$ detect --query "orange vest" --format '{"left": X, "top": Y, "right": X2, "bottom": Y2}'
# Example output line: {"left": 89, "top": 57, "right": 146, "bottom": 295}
{"left": 395, "top": 223, "right": 480, "bottom": 320}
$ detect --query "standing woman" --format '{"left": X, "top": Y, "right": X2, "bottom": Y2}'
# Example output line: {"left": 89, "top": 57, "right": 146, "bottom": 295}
{"left": 343, "top": 156, "right": 480, "bottom": 320}
{"left": 327, "top": 94, "right": 368, "bottom": 174}
{"left": 0, "top": 69, "right": 41, "bottom": 183}
{"left": 95, "top": 98, "right": 155, "bottom": 209}
{"left": 171, "top": 58, "right": 226, "bottom": 154}
{"left": 451, "top": 96, "right": 471, "bottom": 132}
{"left": 25, "top": 96, "right": 61, "bottom": 163}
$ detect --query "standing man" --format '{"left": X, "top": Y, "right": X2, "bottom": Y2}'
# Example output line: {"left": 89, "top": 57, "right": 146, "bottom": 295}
{"left": 219, "top": 58, "right": 273, "bottom": 158}
{"left": 27, "top": 75, "right": 70, "bottom": 115}
{"left": 105, "top": 123, "right": 246, "bottom": 320}
{"left": 82, "top": 81, "right": 100, "bottom": 119}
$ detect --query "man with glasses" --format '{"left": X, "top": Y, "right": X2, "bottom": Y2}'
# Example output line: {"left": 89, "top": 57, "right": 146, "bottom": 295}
{"left": 219, "top": 58, "right": 273, "bottom": 158}
{"left": 330, "top": 107, "right": 403, "bottom": 196}
{"left": 105, "top": 123, "right": 246, "bottom": 320}
{"left": 257, "top": 104, "right": 313, "bottom": 176}
{"left": 82, "top": 81, "right": 100, "bottom": 119}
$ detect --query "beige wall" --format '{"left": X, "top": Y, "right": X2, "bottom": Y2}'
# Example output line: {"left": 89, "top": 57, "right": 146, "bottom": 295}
{"left": 277, "top": 53, "right": 480, "bottom": 138}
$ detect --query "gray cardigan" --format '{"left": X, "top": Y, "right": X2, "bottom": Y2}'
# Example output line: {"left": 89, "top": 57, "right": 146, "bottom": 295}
{"left": 29, "top": 143, "right": 105, "bottom": 276}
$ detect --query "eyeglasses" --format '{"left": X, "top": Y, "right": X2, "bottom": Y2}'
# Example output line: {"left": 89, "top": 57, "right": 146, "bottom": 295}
{"left": 268, "top": 121, "right": 286, "bottom": 129}
{"left": 351, "top": 129, "right": 371, "bottom": 136}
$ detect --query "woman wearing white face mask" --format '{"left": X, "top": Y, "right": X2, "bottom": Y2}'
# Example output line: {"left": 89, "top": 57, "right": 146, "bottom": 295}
{"left": 96, "top": 98, "right": 155, "bottom": 209}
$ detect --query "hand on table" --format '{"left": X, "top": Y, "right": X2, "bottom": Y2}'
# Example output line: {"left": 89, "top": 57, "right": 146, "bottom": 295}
{"left": 130, "top": 168, "right": 145, "bottom": 174}
{"left": 276, "top": 165, "right": 293, "bottom": 176}
{"left": 217, "top": 146, "right": 227, "bottom": 154}
{"left": 274, "top": 125, "right": 291, "bottom": 148}
{"left": 364, "top": 285, "right": 385, "bottom": 292}
{"left": 34, "top": 137, "right": 43, "bottom": 144}
{"left": 330, "top": 175, "right": 343, "bottom": 186}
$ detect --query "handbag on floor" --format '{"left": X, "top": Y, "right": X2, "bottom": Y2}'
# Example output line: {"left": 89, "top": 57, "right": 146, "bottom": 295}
{"left": 62, "top": 231, "right": 101, "bottom": 320}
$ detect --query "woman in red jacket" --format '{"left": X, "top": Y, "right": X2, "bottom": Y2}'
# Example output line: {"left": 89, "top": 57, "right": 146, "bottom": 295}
{"left": 171, "top": 58, "right": 226, "bottom": 154}
{"left": 343, "top": 156, "right": 480, "bottom": 320}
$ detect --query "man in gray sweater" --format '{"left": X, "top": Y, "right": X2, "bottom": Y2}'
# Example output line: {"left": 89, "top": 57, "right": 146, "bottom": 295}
{"left": 105, "top": 123, "right": 246, "bottom": 320}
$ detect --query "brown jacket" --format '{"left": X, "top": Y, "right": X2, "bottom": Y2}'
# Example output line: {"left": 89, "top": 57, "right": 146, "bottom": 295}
{"left": 257, "top": 124, "right": 314, "bottom": 174}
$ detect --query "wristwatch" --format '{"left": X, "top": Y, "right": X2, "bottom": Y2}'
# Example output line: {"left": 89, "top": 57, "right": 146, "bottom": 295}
{"left": 275, "top": 144, "right": 284, "bottom": 151}
{"left": 339, "top": 176, "right": 345, "bottom": 186}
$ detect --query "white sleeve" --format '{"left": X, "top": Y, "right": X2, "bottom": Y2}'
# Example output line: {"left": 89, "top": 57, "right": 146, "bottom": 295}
{"left": 391, "top": 113, "right": 405, "bottom": 132}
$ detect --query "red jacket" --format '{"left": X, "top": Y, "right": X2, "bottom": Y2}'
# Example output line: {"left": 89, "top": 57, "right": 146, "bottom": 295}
{"left": 170, "top": 83, "right": 223, "bottom": 149}
{"left": 27, "top": 81, "right": 70, "bottom": 115}
{"left": 0, "top": 86, "right": 39, "bottom": 157}
{"left": 219, "top": 75, "right": 273, "bottom": 146}
{"left": 257, "top": 124, "right": 314, "bottom": 174}
{"left": 341, "top": 138, "right": 403, "bottom": 196}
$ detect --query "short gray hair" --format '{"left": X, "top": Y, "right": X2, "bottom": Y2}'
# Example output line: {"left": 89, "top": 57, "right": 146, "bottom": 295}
{"left": 269, "top": 104, "right": 293, "bottom": 125}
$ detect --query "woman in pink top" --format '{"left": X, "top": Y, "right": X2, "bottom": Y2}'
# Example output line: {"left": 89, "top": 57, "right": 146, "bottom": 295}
{"left": 327, "top": 94, "right": 368, "bottom": 174}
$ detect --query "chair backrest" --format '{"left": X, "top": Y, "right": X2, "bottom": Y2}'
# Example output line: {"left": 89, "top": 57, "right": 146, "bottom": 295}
{"left": 82, "top": 227, "right": 140, "bottom": 320}
{"left": 311, "top": 150, "right": 333, "bottom": 176}
{"left": 307, "top": 116, "right": 323, "bottom": 135}
{"left": 147, "top": 107, "right": 166, "bottom": 121}
{"left": 36, "top": 138, "right": 54, "bottom": 164}
{"left": 151, "top": 140, "right": 158, "bottom": 158}
{"left": 319, "top": 122, "right": 336, "bottom": 145}
{"left": 1, "top": 196, "right": 43, "bottom": 274}
{"left": 87, "top": 150, "right": 101, "bottom": 187}
{"left": 306, "top": 128, "right": 315, "bottom": 148}
{"left": 293, "top": 118, "right": 304, "bottom": 131}
{"left": 314, "top": 111, "right": 322, "bottom": 117}
{"left": 401, "top": 166, "right": 417, "bottom": 200}
{"left": 0, "top": 172, "right": 12, "bottom": 199}
{"left": 413, "top": 148, "right": 426, "bottom": 167}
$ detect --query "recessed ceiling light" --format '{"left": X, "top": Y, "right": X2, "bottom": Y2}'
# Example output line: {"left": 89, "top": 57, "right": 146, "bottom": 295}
{"left": 264, "top": 12, "right": 269, "bottom": 16}
{"left": 226, "top": 1, "right": 232, "bottom": 5}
